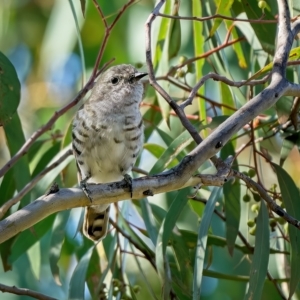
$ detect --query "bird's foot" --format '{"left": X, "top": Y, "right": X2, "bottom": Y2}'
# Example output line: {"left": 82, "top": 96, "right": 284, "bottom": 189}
{"left": 80, "top": 180, "right": 93, "bottom": 202}
{"left": 124, "top": 174, "right": 133, "bottom": 198}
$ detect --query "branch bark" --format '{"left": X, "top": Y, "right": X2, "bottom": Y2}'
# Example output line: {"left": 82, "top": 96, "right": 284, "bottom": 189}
{"left": 0, "top": 174, "right": 225, "bottom": 244}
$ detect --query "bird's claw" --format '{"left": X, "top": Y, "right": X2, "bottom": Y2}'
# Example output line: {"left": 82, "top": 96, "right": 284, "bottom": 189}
{"left": 124, "top": 174, "right": 133, "bottom": 198}
{"left": 80, "top": 180, "right": 93, "bottom": 202}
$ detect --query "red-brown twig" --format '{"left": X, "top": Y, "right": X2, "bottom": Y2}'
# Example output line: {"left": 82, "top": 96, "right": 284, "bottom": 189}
{"left": 0, "top": 149, "right": 73, "bottom": 219}
{"left": 91, "top": 0, "right": 136, "bottom": 78}
{"left": 0, "top": 0, "right": 136, "bottom": 179}
{"left": 167, "top": 36, "right": 245, "bottom": 76}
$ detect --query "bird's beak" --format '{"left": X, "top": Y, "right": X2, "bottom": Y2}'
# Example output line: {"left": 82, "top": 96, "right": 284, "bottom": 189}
{"left": 134, "top": 72, "right": 148, "bottom": 80}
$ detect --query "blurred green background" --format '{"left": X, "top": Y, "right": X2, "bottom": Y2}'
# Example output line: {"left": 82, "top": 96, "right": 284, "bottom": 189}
{"left": 0, "top": 0, "right": 300, "bottom": 299}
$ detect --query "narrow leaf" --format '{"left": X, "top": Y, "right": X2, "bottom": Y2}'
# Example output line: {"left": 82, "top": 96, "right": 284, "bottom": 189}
{"left": 143, "top": 143, "right": 166, "bottom": 159}
{"left": 168, "top": 0, "right": 181, "bottom": 59}
{"left": 208, "top": 0, "right": 234, "bottom": 39}
{"left": 9, "top": 214, "right": 56, "bottom": 264}
{"left": 0, "top": 51, "right": 20, "bottom": 125}
{"left": 4, "top": 113, "right": 31, "bottom": 206}
{"left": 49, "top": 210, "right": 70, "bottom": 285}
{"left": 273, "top": 164, "right": 300, "bottom": 298}
{"left": 150, "top": 130, "right": 193, "bottom": 174}
{"left": 241, "top": 0, "right": 276, "bottom": 54}
{"left": 69, "top": 246, "right": 94, "bottom": 300}
{"left": 193, "top": 187, "right": 221, "bottom": 300}
{"left": 223, "top": 179, "right": 241, "bottom": 256}
{"left": 192, "top": 0, "right": 206, "bottom": 132}
{"left": 244, "top": 200, "right": 269, "bottom": 300}
{"left": 140, "top": 198, "right": 158, "bottom": 245}
{"left": 156, "top": 188, "right": 190, "bottom": 299}
{"left": 153, "top": 0, "right": 172, "bottom": 122}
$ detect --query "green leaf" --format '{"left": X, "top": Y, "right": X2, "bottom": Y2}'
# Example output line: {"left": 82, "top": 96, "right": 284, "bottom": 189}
{"left": 150, "top": 130, "right": 193, "bottom": 174}
{"left": 117, "top": 212, "right": 155, "bottom": 260}
{"left": 150, "top": 203, "right": 168, "bottom": 223}
{"left": 280, "top": 138, "right": 294, "bottom": 166}
{"left": 193, "top": 0, "right": 206, "bottom": 128}
{"left": 129, "top": 284, "right": 139, "bottom": 300}
{"left": 156, "top": 188, "right": 190, "bottom": 299}
{"left": 246, "top": 47, "right": 300, "bottom": 82}
{"left": 35, "top": 149, "right": 73, "bottom": 193}
{"left": 27, "top": 240, "right": 41, "bottom": 280}
{"left": 241, "top": 0, "right": 277, "bottom": 54}
{"left": 153, "top": 0, "right": 171, "bottom": 68}
{"left": 193, "top": 187, "right": 222, "bottom": 300}
{"left": 68, "top": 0, "right": 85, "bottom": 84}
{"left": 32, "top": 141, "right": 61, "bottom": 177}
{"left": 155, "top": 127, "right": 174, "bottom": 146}
{"left": 3, "top": 113, "right": 31, "bottom": 206}
{"left": 245, "top": 200, "right": 269, "bottom": 300}
{"left": 153, "top": 0, "right": 173, "bottom": 122}
{"left": 0, "top": 168, "right": 15, "bottom": 207}
{"left": 291, "top": 1, "right": 300, "bottom": 18}
{"left": 220, "top": 82, "right": 235, "bottom": 116}
{"left": 144, "top": 143, "right": 166, "bottom": 159}
{"left": 9, "top": 214, "right": 56, "bottom": 264}
{"left": 273, "top": 164, "right": 300, "bottom": 298}
{"left": 211, "top": 0, "right": 247, "bottom": 69}
{"left": 69, "top": 246, "right": 94, "bottom": 300}
{"left": 168, "top": 0, "right": 181, "bottom": 60}
{"left": 0, "top": 238, "right": 15, "bottom": 271}
{"left": 86, "top": 248, "right": 101, "bottom": 298}
{"left": 209, "top": 0, "right": 234, "bottom": 39}
{"left": 179, "top": 230, "right": 287, "bottom": 255}
{"left": 140, "top": 198, "right": 158, "bottom": 245}
{"left": 27, "top": 140, "right": 47, "bottom": 164}
{"left": 229, "top": 26, "right": 247, "bottom": 69}
{"left": 223, "top": 178, "right": 241, "bottom": 256}
{"left": 49, "top": 210, "right": 70, "bottom": 285}
{"left": 171, "top": 231, "right": 193, "bottom": 296}
{"left": 0, "top": 51, "right": 20, "bottom": 125}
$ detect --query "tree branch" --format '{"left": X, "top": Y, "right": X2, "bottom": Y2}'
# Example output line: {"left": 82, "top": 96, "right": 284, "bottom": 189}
{"left": 0, "top": 0, "right": 136, "bottom": 179}
{"left": 0, "top": 174, "right": 225, "bottom": 244}
{"left": 0, "top": 283, "right": 57, "bottom": 300}
{"left": 0, "top": 148, "right": 73, "bottom": 218}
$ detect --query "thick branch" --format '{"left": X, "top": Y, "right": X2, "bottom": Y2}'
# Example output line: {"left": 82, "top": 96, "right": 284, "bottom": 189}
{"left": 0, "top": 174, "right": 225, "bottom": 244}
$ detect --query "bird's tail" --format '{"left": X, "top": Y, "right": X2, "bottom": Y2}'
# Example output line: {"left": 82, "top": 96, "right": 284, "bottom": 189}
{"left": 83, "top": 204, "right": 110, "bottom": 242}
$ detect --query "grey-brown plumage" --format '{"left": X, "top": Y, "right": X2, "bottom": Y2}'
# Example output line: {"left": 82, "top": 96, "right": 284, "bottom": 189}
{"left": 72, "top": 64, "right": 147, "bottom": 242}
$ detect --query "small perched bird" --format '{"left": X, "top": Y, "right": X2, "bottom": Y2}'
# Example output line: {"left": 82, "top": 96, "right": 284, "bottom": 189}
{"left": 72, "top": 64, "right": 147, "bottom": 242}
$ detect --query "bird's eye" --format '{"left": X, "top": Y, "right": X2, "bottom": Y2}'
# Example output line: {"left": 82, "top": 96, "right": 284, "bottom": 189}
{"left": 110, "top": 77, "right": 119, "bottom": 85}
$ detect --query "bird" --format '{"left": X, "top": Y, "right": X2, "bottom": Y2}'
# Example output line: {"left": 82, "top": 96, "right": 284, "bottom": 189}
{"left": 72, "top": 64, "right": 147, "bottom": 242}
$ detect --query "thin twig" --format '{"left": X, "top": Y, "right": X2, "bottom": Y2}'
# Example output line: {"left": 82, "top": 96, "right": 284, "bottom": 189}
{"left": 0, "top": 283, "right": 57, "bottom": 300}
{"left": 91, "top": 0, "right": 136, "bottom": 78}
{"left": 180, "top": 73, "right": 271, "bottom": 108}
{"left": 167, "top": 37, "right": 245, "bottom": 76}
{"left": 109, "top": 218, "right": 157, "bottom": 270}
{"left": 0, "top": 149, "right": 73, "bottom": 219}
{"left": 158, "top": 12, "right": 277, "bottom": 24}
{"left": 0, "top": 0, "right": 135, "bottom": 179}
{"left": 156, "top": 76, "right": 237, "bottom": 111}
{"left": 232, "top": 170, "right": 300, "bottom": 229}
{"left": 0, "top": 79, "right": 93, "bottom": 179}
{"left": 145, "top": 0, "right": 221, "bottom": 167}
